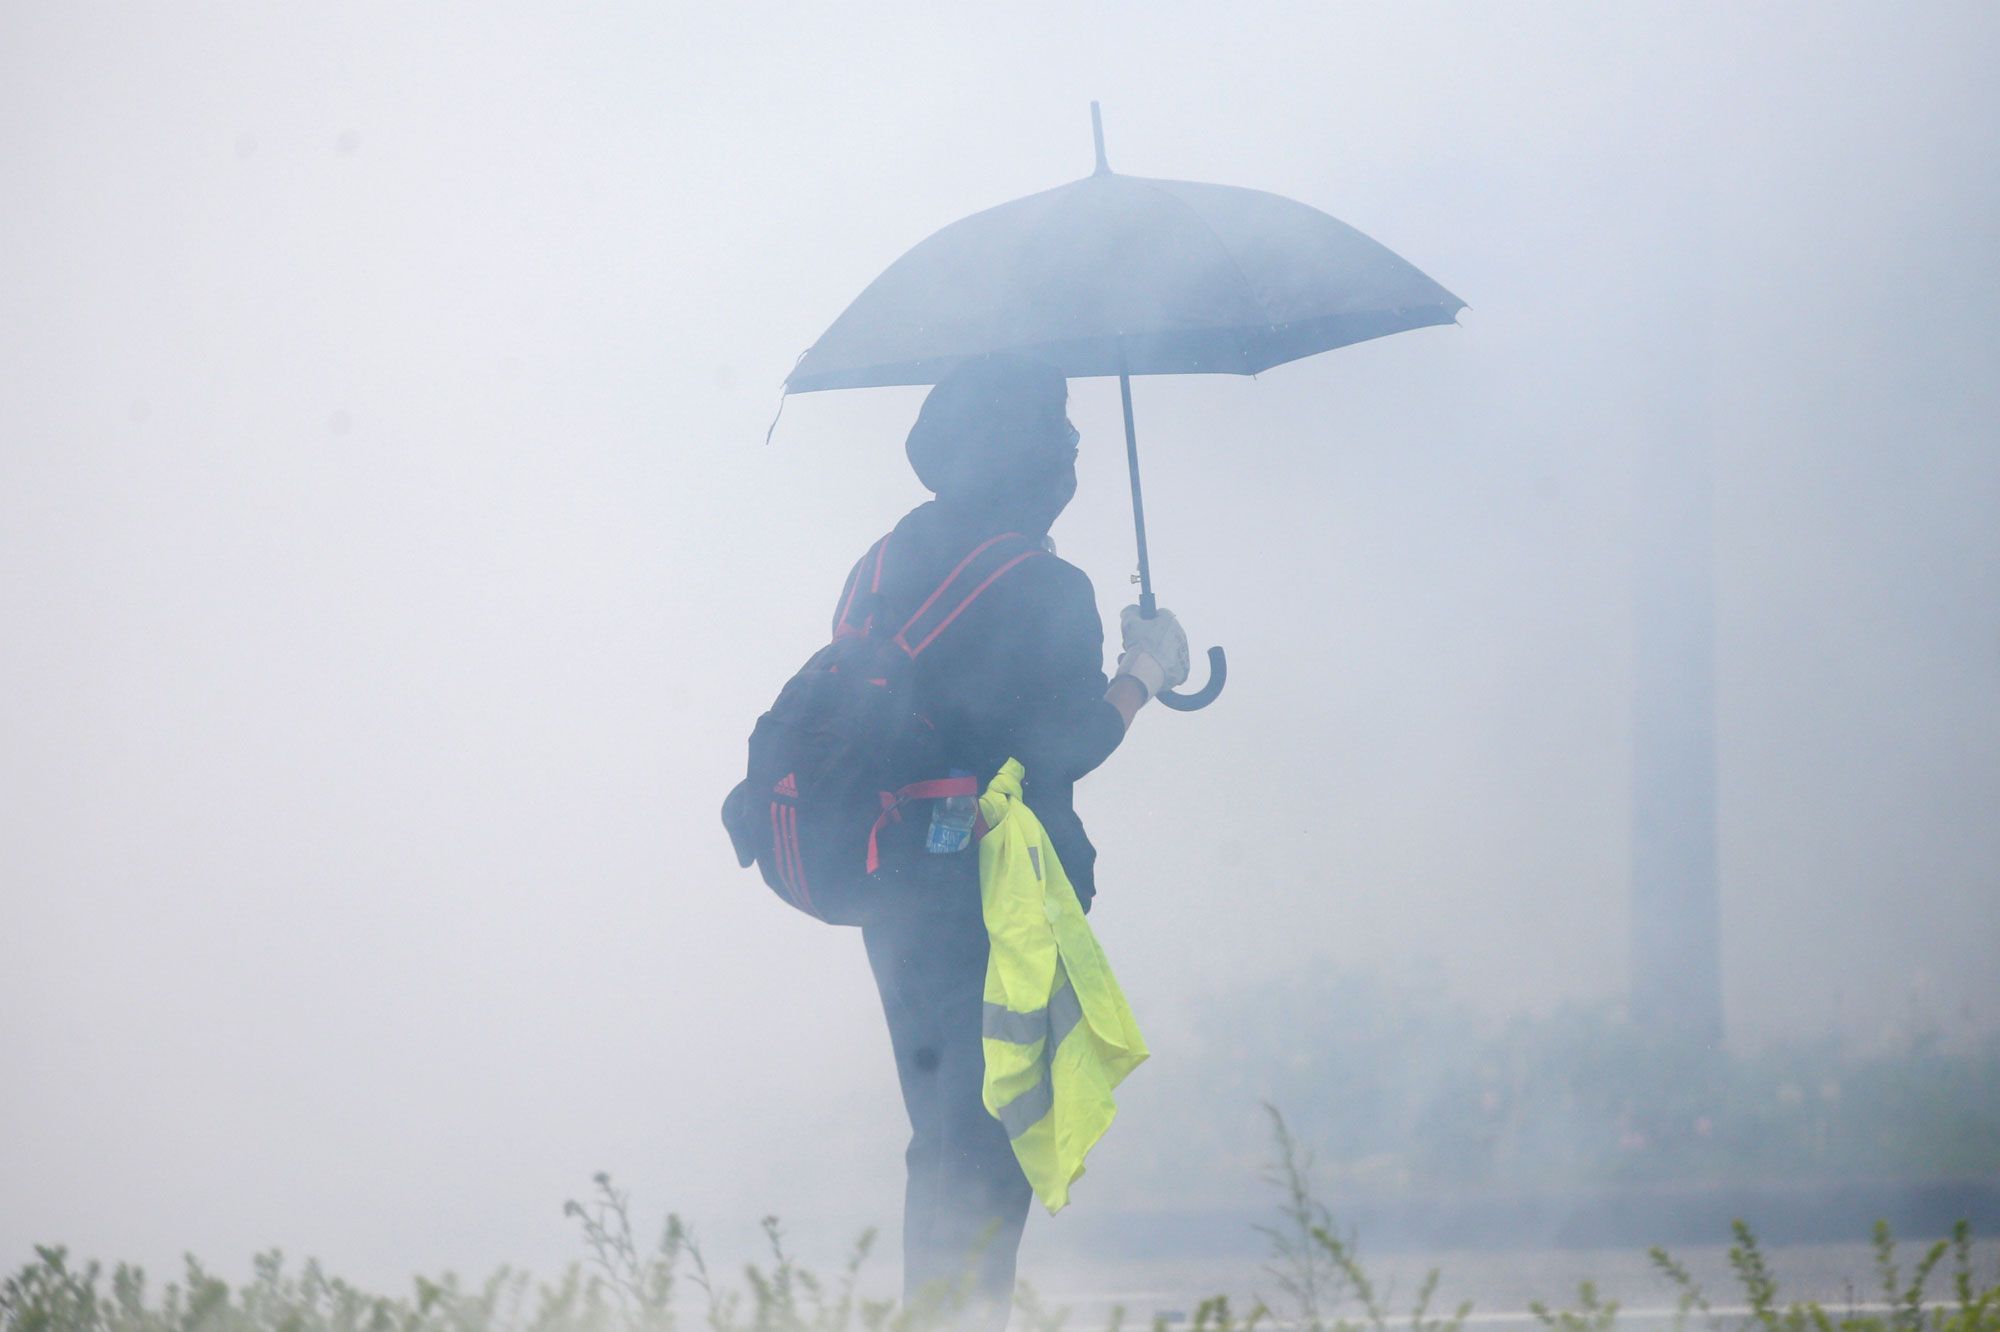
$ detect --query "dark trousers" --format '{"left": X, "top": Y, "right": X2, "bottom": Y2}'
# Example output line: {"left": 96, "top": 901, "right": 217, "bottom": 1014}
{"left": 862, "top": 855, "right": 1032, "bottom": 1325}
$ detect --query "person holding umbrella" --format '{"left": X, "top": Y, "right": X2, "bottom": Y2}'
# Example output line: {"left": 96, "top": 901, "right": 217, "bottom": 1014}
{"left": 848, "top": 351, "right": 1188, "bottom": 1323}
{"left": 748, "top": 104, "right": 1458, "bottom": 1327}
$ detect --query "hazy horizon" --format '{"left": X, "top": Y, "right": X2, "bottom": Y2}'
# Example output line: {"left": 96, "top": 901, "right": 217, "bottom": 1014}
{"left": 4, "top": 0, "right": 1997, "bottom": 1295}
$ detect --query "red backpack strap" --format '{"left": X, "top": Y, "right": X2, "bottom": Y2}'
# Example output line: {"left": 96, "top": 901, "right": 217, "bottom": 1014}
{"left": 893, "top": 532, "right": 1042, "bottom": 659}
{"left": 832, "top": 535, "right": 891, "bottom": 640}
{"left": 864, "top": 773, "right": 979, "bottom": 874}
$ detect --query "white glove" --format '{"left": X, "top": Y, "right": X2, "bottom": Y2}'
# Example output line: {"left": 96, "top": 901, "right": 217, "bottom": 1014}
{"left": 1116, "top": 603, "right": 1191, "bottom": 699}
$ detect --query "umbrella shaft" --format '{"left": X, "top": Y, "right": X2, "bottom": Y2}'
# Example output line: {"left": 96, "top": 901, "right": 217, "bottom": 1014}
{"left": 1117, "top": 368, "right": 1157, "bottom": 617}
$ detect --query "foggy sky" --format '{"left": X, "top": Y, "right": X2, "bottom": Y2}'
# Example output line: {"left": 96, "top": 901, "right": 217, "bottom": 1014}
{"left": 4, "top": 0, "right": 1997, "bottom": 1295}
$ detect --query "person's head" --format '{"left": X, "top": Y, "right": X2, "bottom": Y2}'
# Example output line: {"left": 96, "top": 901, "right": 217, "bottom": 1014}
{"left": 905, "top": 354, "right": 1077, "bottom": 535}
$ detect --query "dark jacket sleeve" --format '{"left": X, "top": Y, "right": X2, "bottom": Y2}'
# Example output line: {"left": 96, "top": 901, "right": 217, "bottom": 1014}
{"left": 1005, "top": 558, "right": 1126, "bottom": 784}
{"left": 993, "top": 558, "right": 1124, "bottom": 910}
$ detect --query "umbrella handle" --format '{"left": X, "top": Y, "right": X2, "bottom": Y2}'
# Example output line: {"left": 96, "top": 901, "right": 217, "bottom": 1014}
{"left": 1118, "top": 361, "right": 1223, "bottom": 711}
{"left": 1157, "top": 646, "right": 1227, "bottom": 711}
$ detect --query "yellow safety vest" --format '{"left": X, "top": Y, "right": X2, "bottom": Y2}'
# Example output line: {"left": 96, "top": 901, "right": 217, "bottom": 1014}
{"left": 977, "top": 759, "right": 1147, "bottom": 1213}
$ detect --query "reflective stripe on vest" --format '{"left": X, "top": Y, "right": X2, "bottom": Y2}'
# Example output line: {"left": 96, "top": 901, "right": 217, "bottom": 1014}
{"left": 984, "top": 974, "right": 1086, "bottom": 1140}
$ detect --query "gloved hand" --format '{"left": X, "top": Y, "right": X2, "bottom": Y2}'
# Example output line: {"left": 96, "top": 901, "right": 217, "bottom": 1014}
{"left": 1116, "top": 603, "right": 1191, "bottom": 700}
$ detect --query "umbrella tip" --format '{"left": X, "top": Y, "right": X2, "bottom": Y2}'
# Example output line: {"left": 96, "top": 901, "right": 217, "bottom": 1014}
{"left": 1090, "top": 100, "right": 1111, "bottom": 175}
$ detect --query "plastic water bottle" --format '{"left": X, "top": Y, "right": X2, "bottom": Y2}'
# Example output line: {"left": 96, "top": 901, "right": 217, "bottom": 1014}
{"left": 925, "top": 770, "right": 977, "bottom": 854}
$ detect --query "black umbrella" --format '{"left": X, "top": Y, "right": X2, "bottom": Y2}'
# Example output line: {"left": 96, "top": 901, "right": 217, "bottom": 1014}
{"left": 785, "top": 105, "right": 1462, "bottom": 709}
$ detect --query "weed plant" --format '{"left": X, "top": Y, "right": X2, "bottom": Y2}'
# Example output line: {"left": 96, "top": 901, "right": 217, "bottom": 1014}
{"left": 6, "top": 1117, "right": 1998, "bottom": 1332}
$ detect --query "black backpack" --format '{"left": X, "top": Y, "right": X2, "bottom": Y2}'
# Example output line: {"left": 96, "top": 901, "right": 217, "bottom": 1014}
{"left": 721, "top": 530, "right": 1042, "bottom": 925}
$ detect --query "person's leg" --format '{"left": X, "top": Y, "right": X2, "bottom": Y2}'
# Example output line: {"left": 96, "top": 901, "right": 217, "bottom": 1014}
{"left": 861, "top": 864, "right": 1032, "bottom": 1327}
{"left": 862, "top": 912, "right": 951, "bottom": 1296}
{"left": 922, "top": 908, "right": 1034, "bottom": 1316}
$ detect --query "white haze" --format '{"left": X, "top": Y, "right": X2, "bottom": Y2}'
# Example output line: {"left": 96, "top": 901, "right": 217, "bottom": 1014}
{"left": 3, "top": 0, "right": 1997, "bottom": 1294}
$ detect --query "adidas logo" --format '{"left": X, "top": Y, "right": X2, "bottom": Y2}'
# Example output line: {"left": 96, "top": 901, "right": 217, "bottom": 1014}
{"left": 774, "top": 773, "right": 798, "bottom": 798}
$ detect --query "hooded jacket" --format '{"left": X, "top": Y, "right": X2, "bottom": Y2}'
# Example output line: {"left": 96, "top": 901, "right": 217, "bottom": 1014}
{"left": 835, "top": 499, "right": 1126, "bottom": 907}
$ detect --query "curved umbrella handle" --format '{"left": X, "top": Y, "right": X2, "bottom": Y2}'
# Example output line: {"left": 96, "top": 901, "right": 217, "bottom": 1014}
{"left": 1157, "top": 646, "right": 1227, "bottom": 712}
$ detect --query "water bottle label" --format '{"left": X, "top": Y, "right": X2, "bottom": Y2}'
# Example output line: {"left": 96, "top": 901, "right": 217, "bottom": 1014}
{"left": 926, "top": 772, "right": 976, "bottom": 854}
{"left": 925, "top": 821, "right": 972, "bottom": 855}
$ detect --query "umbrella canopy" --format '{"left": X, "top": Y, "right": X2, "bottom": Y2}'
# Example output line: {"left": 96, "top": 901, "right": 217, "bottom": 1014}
{"left": 785, "top": 168, "right": 1463, "bottom": 393}
{"left": 780, "top": 108, "right": 1461, "bottom": 710}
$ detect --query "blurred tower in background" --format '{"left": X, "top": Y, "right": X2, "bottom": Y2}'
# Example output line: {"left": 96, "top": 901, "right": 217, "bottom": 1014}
{"left": 1629, "top": 250, "right": 1724, "bottom": 1045}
